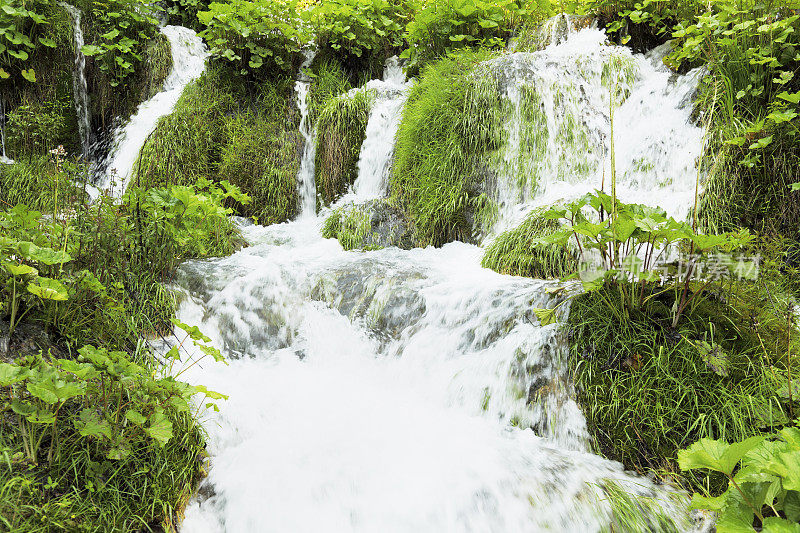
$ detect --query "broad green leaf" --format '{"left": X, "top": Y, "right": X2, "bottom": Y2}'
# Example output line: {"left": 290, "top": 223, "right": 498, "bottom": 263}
{"left": 777, "top": 91, "right": 800, "bottom": 104}
{"left": 28, "top": 277, "right": 69, "bottom": 301}
{"left": 125, "top": 410, "right": 146, "bottom": 426}
{"left": 17, "top": 242, "right": 71, "bottom": 265}
{"left": 532, "top": 307, "right": 558, "bottom": 326}
{"left": 678, "top": 436, "right": 767, "bottom": 475}
{"left": 74, "top": 409, "right": 112, "bottom": 440}
{"left": 4, "top": 262, "right": 37, "bottom": 277}
{"left": 762, "top": 518, "right": 800, "bottom": 533}
{"left": 0, "top": 363, "right": 26, "bottom": 386}
{"left": 146, "top": 408, "right": 173, "bottom": 447}
{"left": 20, "top": 68, "right": 35, "bottom": 83}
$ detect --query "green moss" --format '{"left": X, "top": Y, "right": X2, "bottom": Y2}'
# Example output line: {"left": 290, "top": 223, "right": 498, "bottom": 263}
{"left": 568, "top": 280, "right": 793, "bottom": 493}
{"left": 392, "top": 50, "right": 504, "bottom": 246}
{"left": 481, "top": 209, "right": 579, "bottom": 278}
{"left": 315, "top": 89, "right": 373, "bottom": 205}
{"left": 135, "top": 66, "right": 301, "bottom": 224}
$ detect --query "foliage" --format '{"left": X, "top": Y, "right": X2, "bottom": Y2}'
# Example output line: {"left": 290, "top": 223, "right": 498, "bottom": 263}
{"left": 401, "top": 0, "right": 527, "bottom": 72}
{"left": 533, "top": 190, "right": 754, "bottom": 327}
{"left": 322, "top": 199, "right": 414, "bottom": 250}
{"left": 315, "top": 88, "right": 373, "bottom": 205}
{"left": 198, "top": 0, "right": 306, "bottom": 79}
{"left": 0, "top": 155, "right": 83, "bottom": 211}
{"left": 0, "top": 0, "right": 55, "bottom": 83}
{"left": 322, "top": 203, "right": 376, "bottom": 250}
{"left": 5, "top": 97, "right": 71, "bottom": 156}
{"left": 482, "top": 208, "right": 579, "bottom": 278}
{"left": 81, "top": 0, "right": 161, "bottom": 88}
{"left": 569, "top": 279, "right": 794, "bottom": 494}
{"left": 308, "top": 0, "right": 407, "bottom": 69}
{"left": 135, "top": 67, "right": 302, "bottom": 224}
{"left": 679, "top": 423, "right": 800, "bottom": 531}
{"left": 392, "top": 50, "right": 502, "bottom": 246}
{"left": 163, "top": 0, "right": 212, "bottom": 29}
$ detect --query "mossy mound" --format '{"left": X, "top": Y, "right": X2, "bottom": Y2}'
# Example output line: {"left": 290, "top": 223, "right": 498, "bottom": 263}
{"left": 568, "top": 279, "right": 795, "bottom": 492}
{"left": 391, "top": 50, "right": 504, "bottom": 247}
{"left": 134, "top": 66, "right": 301, "bottom": 224}
{"left": 482, "top": 209, "right": 579, "bottom": 278}
{"left": 314, "top": 89, "right": 373, "bottom": 206}
{"left": 322, "top": 199, "right": 414, "bottom": 251}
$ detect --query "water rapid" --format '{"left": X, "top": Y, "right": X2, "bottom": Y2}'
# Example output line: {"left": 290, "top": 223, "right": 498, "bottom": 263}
{"left": 60, "top": 2, "right": 92, "bottom": 160}
{"left": 171, "top": 22, "right": 708, "bottom": 533}
{"left": 92, "top": 26, "right": 208, "bottom": 199}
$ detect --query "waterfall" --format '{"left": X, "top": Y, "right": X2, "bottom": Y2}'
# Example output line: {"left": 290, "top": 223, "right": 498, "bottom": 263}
{"left": 486, "top": 26, "right": 704, "bottom": 235}
{"left": 59, "top": 2, "right": 92, "bottom": 160}
{"left": 295, "top": 50, "right": 318, "bottom": 218}
{"left": 352, "top": 57, "right": 412, "bottom": 200}
{"left": 0, "top": 97, "right": 11, "bottom": 165}
{"left": 91, "top": 26, "right": 208, "bottom": 199}
{"left": 168, "top": 20, "right": 708, "bottom": 533}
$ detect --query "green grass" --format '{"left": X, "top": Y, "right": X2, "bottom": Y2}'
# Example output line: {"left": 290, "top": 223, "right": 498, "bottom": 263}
{"left": 314, "top": 89, "right": 373, "bottom": 205}
{"left": 482, "top": 209, "right": 579, "bottom": 278}
{"left": 568, "top": 278, "right": 794, "bottom": 494}
{"left": 391, "top": 50, "right": 504, "bottom": 246}
{"left": 135, "top": 66, "right": 301, "bottom": 224}
{"left": 0, "top": 156, "right": 85, "bottom": 211}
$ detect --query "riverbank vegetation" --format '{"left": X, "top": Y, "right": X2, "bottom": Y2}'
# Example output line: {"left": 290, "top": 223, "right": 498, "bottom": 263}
{"left": 2, "top": 0, "right": 800, "bottom": 529}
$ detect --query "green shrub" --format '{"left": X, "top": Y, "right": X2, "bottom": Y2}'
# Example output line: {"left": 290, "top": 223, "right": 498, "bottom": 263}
{"left": 392, "top": 50, "right": 504, "bottom": 246}
{"left": 402, "top": 0, "right": 526, "bottom": 72}
{"left": 481, "top": 209, "right": 579, "bottom": 278}
{"left": 80, "top": 0, "right": 162, "bottom": 89}
{"left": 309, "top": 0, "right": 407, "bottom": 72}
{"left": 322, "top": 203, "right": 375, "bottom": 250}
{"left": 5, "top": 97, "right": 71, "bottom": 157}
{"left": 198, "top": 0, "right": 306, "bottom": 80}
{"left": 164, "top": 0, "right": 212, "bottom": 29}
{"left": 314, "top": 88, "right": 373, "bottom": 205}
{"left": 0, "top": 0, "right": 58, "bottom": 84}
{"left": 136, "top": 67, "right": 301, "bottom": 224}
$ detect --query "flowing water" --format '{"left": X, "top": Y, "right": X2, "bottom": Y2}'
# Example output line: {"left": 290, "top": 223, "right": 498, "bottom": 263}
{"left": 0, "top": 97, "right": 11, "bottom": 165}
{"left": 295, "top": 50, "right": 319, "bottom": 218}
{"left": 171, "top": 22, "right": 709, "bottom": 533}
{"left": 91, "top": 26, "right": 208, "bottom": 199}
{"left": 487, "top": 26, "right": 704, "bottom": 236}
{"left": 351, "top": 57, "right": 412, "bottom": 200}
{"left": 60, "top": 2, "right": 92, "bottom": 160}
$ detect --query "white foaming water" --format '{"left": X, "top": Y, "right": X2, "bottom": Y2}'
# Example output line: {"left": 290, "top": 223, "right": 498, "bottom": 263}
{"left": 168, "top": 20, "right": 707, "bottom": 533}
{"left": 174, "top": 219, "right": 691, "bottom": 532}
{"left": 295, "top": 50, "right": 318, "bottom": 218}
{"left": 92, "top": 26, "right": 208, "bottom": 199}
{"left": 59, "top": 2, "right": 91, "bottom": 160}
{"left": 352, "top": 57, "right": 412, "bottom": 199}
{"left": 486, "top": 26, "right": 704, "bottom": 236}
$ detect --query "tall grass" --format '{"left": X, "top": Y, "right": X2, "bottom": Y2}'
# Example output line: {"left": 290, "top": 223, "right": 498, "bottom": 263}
{"left": 392, "top": 50, "right": 504, "bottom": 246}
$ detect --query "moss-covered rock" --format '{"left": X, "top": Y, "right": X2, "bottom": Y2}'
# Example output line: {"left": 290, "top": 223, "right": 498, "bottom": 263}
{"left": 322, "top": 199, "right": 414, "bottom": 251}
{"left": 482, "top": 209, "right": 579, "bottom": 278}
{"left": 134, "top": 66, "right": 302, "bottom": 224}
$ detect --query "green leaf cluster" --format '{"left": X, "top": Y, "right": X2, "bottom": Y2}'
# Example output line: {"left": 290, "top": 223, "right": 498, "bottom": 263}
{"left": 0, "top": 0, "right": 53, "bottom": 83}
{"left": 198, "top": 0, "right": 306, "bottom": 79}
{"left": 679, "top": 424, "right": 800, "bottom": 531}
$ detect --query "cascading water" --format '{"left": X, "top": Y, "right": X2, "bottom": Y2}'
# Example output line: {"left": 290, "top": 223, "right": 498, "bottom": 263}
{"left": 171, "top": 21, "right": 710, "bottom": 533}
{"left": 487, "top": 25, "right": 704, "bottom": 235}
{"left": 295, "top": 50, "right": 318, "bottom": 218}
{"left": 60, "top": 2, "right": 92, "bottom": 160}
{"left": 0, "top": 97, "right": 11, "bottom": 165}
{"left": 351, "top": 57, "right": 412, "bottom": 200}
{"left": 92, "top": 26, "right": 208, "bottom": 199}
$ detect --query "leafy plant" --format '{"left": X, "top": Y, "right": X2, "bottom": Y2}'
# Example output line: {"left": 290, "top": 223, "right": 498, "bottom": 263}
{"left": 81, "top": 0, "right": 161, "bottom": 88}
{"left": 0, "top": 0, "right": 54, "bottom": 83}
{"left": 532, "top": 191, "right": 755, "bottom": 327}
{"left": 198, "top": 0, "right": 306, "bottom": 79}
{"left": 308, "top": 0, "right": 407, "bottom": 65}
{"left": 679, "top": 424, "right": 800, "bottom": 531}
{"left": 402, "top": 0, "right": 525, "bottom": 72}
